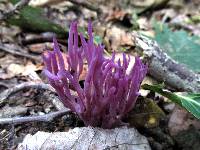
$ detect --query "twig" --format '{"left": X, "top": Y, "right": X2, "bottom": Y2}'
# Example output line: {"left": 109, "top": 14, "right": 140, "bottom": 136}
{"left": 0, "top": 0, "right": 31, "bottom": 22}
{"left": 21, "top": 35, "right": 67, "bottom": 46}
{"left": 134, "top": 33, "right": 200, "bottom": 92}
{"left": 68, "top": 0, "right": 102, "bottom": 14}
{"left": 0, "top": 43, "right": 41, "bottom": 61}
{"left": 0, "top": 82, "right": 55, "bottom": 106}
{"left": 0, "top": 109, "right": 71, "bottom": 125}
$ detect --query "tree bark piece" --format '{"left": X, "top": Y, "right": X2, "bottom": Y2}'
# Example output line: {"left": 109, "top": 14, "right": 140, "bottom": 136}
{"left": 134, "top": 33, "right": 200, "bottom": 92}
{"left": 18, "top": 126, "right": 151, "bottom": 150}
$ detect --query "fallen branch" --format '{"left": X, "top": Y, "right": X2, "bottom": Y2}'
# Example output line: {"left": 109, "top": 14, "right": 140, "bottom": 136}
{"left": 0, "top": 0, "right": 31, "bottom": 22}
{"left": 0, "top": 43, "right": 40, "bottom": 61}
{"left": 0, "top": 82, "right": 55, "bottom": 106}
{"left": 137, "top": 0, "right": 170, "bottom": 15}
{"left": 68, "top": 0, "right": 102, "bottom": 15}
{"left": 0, "top": 109, "right": 70, "bottom": 125}
{"left": 134, "top": 33, "right": 200, "bottom": 92}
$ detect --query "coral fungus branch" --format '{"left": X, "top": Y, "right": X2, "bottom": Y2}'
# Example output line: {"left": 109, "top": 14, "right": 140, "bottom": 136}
{"left": 43, "top": 21, "right": 147, "bottom": 128}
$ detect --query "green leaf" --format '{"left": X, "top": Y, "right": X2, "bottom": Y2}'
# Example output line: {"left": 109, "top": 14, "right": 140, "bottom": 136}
{"left": 153, "top": 21, "right": 200, "bottom": 71}
{"left": 177, "top": 94, "right": 200, "bottom": 119}
{"left": 142, "top": 84, "right": 200, "bottom": 119}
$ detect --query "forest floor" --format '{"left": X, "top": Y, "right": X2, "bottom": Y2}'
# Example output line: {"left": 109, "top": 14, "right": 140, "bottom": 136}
{"left": 0, "top": 0, "right": 200, "bottom": 149}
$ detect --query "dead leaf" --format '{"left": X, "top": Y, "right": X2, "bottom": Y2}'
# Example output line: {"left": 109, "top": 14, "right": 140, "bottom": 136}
{"left": 18, "top": 127, "right": 151, "bottom": 150}
{"left": 0, "top": 55, "right": 22, "bottom": 69}
{"left": 25, "top": 99, "right": 37, "bottom": 107}
{"left": 6, "top": 61, "right": 39, "bottom": 78}
{"left": 129, "top": 98, "right": 165, "bottom": 128}
{"left": 7, "top": 64, "right": 25, "bottom": 76}
{"left": 28, "top": 43, "right": 47, "bottom": 54}
{"left": 105, "top": 26, "right": 134, "bottom": 50}
{"left": 168, "top": 105, "right": 200, "bottom": 136}
{"left": 105, "top": 9, "right": 126, "bottom": 22}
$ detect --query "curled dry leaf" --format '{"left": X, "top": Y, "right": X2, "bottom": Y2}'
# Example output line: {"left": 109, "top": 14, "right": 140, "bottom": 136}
{"left": 18, "top": 127, "right": 151, "bottom": 150}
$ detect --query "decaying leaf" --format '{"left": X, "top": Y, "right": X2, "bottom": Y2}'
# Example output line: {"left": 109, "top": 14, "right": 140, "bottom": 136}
{"left": 168, "top": 105, "right": 200, "bottom": 136}
{"left": 129, "top": 98, "right": 165, "bottom": 128}
{"left": 7, "top": 61, "right": 40, "bottom": 77}
{"left": 105, "top": 26, "right": 134, "bottom": 50}
{"left": 18, "top": 127, "right": 151, "bottom": 150}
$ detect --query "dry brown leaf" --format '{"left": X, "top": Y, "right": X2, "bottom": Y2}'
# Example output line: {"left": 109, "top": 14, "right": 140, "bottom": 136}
{"left": 7, "top": 64, "right": 25, "bottom": 76}
{"left": 0, "top": 55, "right": 21, "bottom": 69}
{"left": 28, "top": 43, "right": 47, "bottom": 54}
{"left": 105, "top": 26, "right": 134, "bottom": 50}
{"left": 105, "top": 10, "right": 126, "bottom": 22}
{"left": 6, "top": 61, "right": 39, "bottom": 78}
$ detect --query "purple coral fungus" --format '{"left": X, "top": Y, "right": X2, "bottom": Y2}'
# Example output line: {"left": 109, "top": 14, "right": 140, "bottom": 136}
{"left": 43, "top": 21, "right": 147, "bottom": 128}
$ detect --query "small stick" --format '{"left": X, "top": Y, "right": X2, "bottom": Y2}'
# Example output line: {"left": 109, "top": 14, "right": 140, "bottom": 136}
{"left": 0, "top": 82, "right": 55, "bottom": 106}
{"left": 0, "top": 43, "right": 40, "bottom": 61}
{"left": 21, "top": 35, "right": 67, "bottom": 46}
{"left": 0, "top": 0, "right": 31, "bottom": 22}
{"left": 0, "top": 109, "right": 71, "bottom": 125}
